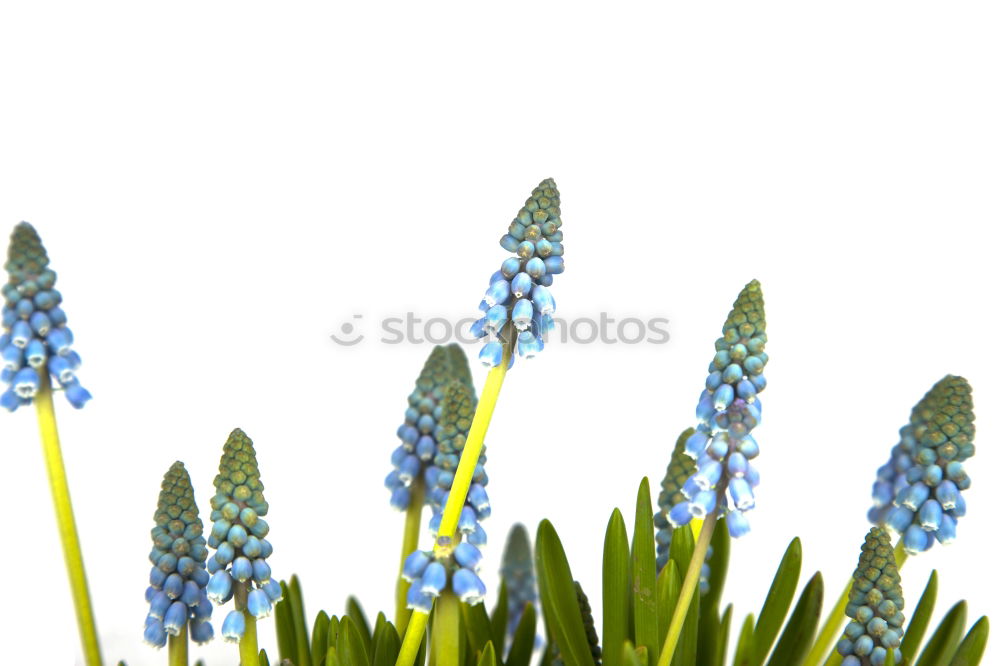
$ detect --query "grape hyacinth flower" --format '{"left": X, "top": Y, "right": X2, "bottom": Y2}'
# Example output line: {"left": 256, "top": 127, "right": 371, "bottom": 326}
{"left": 205, "top": 428, "right": 281, "bottom": 646}
{"left": 667, "top": 280, "right": 767, "bottom": 538}
{"left": 500, "top": 523, "right": 538, "bottom": 648}
{"left": 655, "top": 428, "right": 712, "bottom": 594}
{"left": 2, "top": 222, "right": 90, "bottom": 411}
{"left": 144, "top": 462, "right": 214, "bottom": 648}
{"left": 386, "top": 343, "right": 474, "bottom": 511}
{"left": 871, "top": 375, "right": 975, "bottom": 554}
{"left": 401, "top": 380, "right": 491, "bottom": 608}
{"left": 473, "top": 179, "right": 564, "bottom": 367}
{"left": 836, "top": 528, "right": 905, "bottom": 666}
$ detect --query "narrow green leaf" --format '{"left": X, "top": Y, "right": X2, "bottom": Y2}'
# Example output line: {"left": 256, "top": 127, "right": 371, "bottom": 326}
{"left": 506, "top": 603, "right": 538, "bottom": 666}
{"left": 536, "top": 519, "right": 595, "bottom": 666}
{"left": 916, "top": 601, "right": 967, "bottom": 666}
{"left": 632, "top": 478, "right": 659, "bottom": 665}
{"left": 717, "top": 605, "right": 733, "bottom": 666}
{"left": 372, "top": 618, "right": 402, "bottom": 666}
{"left": 477, "top": 641, "right": 497, "bottom": 666}
{"left": 750, "top": 538, "right": 802, "bottom": 666}
{"left": 733, "top": 613, "right": 755, "bottom": 666}
{"left": 326, "top": 645, "right": 341, "bottom": 666}
{"left": 275, "top": 581, "right": 296, "bottom": 662}
{"left": 697, "top": 606, "right": 721, "bottom": 666}
{"left": 766, "top": 572, "right": 824, "bottom": 666}
{"left": 950, "top": 616, "right": 989, "bottom": 666}
{"left": 289, "top": 575, "right": 314, "bottom": 666}
{"left": 327, "top": 614, "right": 341, "bottom": 649}
{"left": 490, "top": 579, "right": 509, "bottom": 653}
{"left": 259, "top": 650, "right": 270, "bottom": 666}
{"left": 347, "top": 596, "right": 373, "bottom": 654}
{"left": 901, "top": 570, "right": 939, "bottom": 663}
{"left": 311, "top": 610, "right": 331, "bottom": 666}
{"left": 668, "top": 525, "right": 695, "bottom": 581}
{"left": 673, "top": 577, "right": 699, "bottom": 666}
{"left": 885, "top": 648, "right": 895, "bottom": 666}
{"left": 603, "top": 508, "right": 630, "bottom": 666}
{"left": 704, "top": 515, "right": 731, "bottom": 614}
{"left": 462, "top": 600, "right": 494, "bottom": 657}
{"left": 338, "top": 616, "right": 371, "bottom": 665}
{"left": 656, "top": 560, "right": 680, "bottom": 647}
{"left": 623, "top": 641, "right": 646, "bottom": 666}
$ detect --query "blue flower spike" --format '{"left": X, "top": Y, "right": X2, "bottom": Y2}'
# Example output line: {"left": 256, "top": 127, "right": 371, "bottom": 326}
{"left": 144, "top": 462, "right": 213, "bottom": 647}
{"left": 668, "top": 280, "right": 767, "bottom": 538}
{"left": 2, "top": 222, "right": 90, "bottom": 410}
{"left": 207, "top": 428, "right": 278, "bottom": 649}
{"left": 499, "top": 523, "right": 539, "bottom": 648}
{"left": 836, "top": 528, "right": 905, "bottom": 666}
{"left": 386, "top": 344, "right": 474, "bottom": 511}
{"left": 402, "top": 379, "right": 491, "bottom": 607}
{"left": 474, "top": 179, "right": 564, "bottom": 368}
{"left": 869, "top": 375, "right": 975, "bottom": 554}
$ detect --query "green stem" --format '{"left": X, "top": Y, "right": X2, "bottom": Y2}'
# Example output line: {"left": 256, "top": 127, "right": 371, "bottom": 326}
{"left": 396, "top": 610, "right": 429, "bottom": 666}
{"left": 657, "top": 509, "right": 718, "bottom": 666}
{"left": 168, "top": 623, "right": 188, "bottom": 666}
{"left": 432, "top": 340, "right": 511, "bottom": 557}
{"left": 235, "top": 583, "right": 259, "bottom": 666}
{"left": 431, "top": 592, "right": 461, "bottom": 666}
{"left": 397, "top": 478, "right": 426, "bottom": 634}
{"left": 805, "top": 538, "right": 910, "bottom": 666}
{"left": 34, "top": 374, "right": 103, "bottom": 666}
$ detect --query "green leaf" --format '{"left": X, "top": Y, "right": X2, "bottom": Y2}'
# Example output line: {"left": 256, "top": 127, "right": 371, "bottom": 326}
{"left": 311, "top": 610, "right": 331, "bottom": 666}
{"left": 632, "top": 478, "right": 659, "bottom": 665}
{"left": 462, "top": 600, "right": 494, "bottom": 657}
{"left": 697, "top": 605, "right": 721, "bottom": 666}
{"left": 506, "top": 603, "right": 538, "bottom": 666}
{"left": 704, "top": 515, "right": 731, "bottom": 614}
{"left": 673, "top": 576, "right": 699, "bottom": 666}
{"left": 766, "top": 572, "right": 823, "bottom": 666}
{"left": 326, "top": 645, "right": 341, "bottom": 666}
{"left": 536, "top": 519, "right": 595, "bottom": 666}
{"left": 916, "top": 601, "right": 967, "bottom": 666}
{"left": 717, "top": 605, "right": 733, "bottom": 666}
{"left": 347, "top": 596, "right": 373, "bottom": 655}
{"left": 275, "top": 581, "right": 296, "bottom": 662}
{"left": 668, "top": 525, "right": 695, "bottom": 581}
{"left": 950, "top": 616, "right": 989, "bottom": 666}
{"left": 623, "top": 641, "right": 646, "bottom": 666}
{"left": 656, "top": 560, "right": 681, "bottom": 648}
{"left": 289, "top": 575, "right": 314, "bottom": 666}
{"left": 750, "top": 538, "right": 802, "bottom": 666}
{"left": 490, "top": 579, "right": 509, "bottom": 653}
{"left": 259, "top": 650, "right": 269, "bottom": 666}
{"left": 901, "top": 570, "right": 939, "bottom": 663}
{"left": 372, "top": 618, "right": 402, "bottom": 666}
{"left": 337, "top": 616, "right": 371, "bottom": 666}
{"left": 603, "top": 508, "right": 630, "bottom": 666}
{"left": 733, "top": 613, "right": 754, "bottom": 666}
{"left": 476, "top": 641, "right": 497, "bottom": 666}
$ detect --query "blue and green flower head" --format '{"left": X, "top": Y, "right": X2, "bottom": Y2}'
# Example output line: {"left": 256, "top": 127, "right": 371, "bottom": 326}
{"left": 2, "top": 222, "right": 90, "bottom": 411}
{"left": 204, "top": 428, "right": 282, "bottom": 642}
{"left": 473, "top": 179, "right": 564, "bottom": 367}
{"left": 500, "top": 523, "right": 537, "bottom": 645}
{"left": 836, "top": 528, "right": 905, "bottom": 666}
{"left": 386, "top": 344, "right": 474, "bottom": 511}
{"left": 668, "top": 280, "right": 767, "bottom": 538}
{"left": 144, "top": 462, "right": 213, "bottom": 648}
{"left": 874, "top": 375, "right": 975, "bottom": 554}
{"left": 401, "top": 380, "right": 491, "bottom": 610}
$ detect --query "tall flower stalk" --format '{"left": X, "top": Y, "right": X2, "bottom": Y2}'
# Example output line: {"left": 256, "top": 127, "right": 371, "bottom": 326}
{"left": 658, "top": 279, "right": 768, "bottom": 666}
{"left": 395, "top": 179, "right": 565, "bottom": 666}
{"left": 3, "top": 223, "right": 100, "bottom": 665}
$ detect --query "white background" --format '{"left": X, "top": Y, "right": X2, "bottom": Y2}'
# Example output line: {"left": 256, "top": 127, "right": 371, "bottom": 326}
{"left": 2, "top": 2, "right": 998, "bottom": 664}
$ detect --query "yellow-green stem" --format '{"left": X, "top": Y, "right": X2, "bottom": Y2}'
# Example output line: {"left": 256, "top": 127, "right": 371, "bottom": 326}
{"left": 433, "top": 343, "right": 510, "bottom": 556}
{"left": 396, "top": 478, "right": 426, "bottom": 634}
{"left": 168, "top": 623, "right": 188, "bottom": 666}
{"left": 396, "top": 610, "right": 429, "bottom": 666}
{"left": 805, "top": 538, "right": 910, "bottom": 666}
{"left": 431, "top": 591, "right": 461, "bottom": 665}
{"left": 235, "top": 583, "right": 259, "bottom": 666}
{"left": 657, "top": 510, "right": 718, "bottom": 666}
{"left": 34, "top": 374, "right": 103, "bottom": 666}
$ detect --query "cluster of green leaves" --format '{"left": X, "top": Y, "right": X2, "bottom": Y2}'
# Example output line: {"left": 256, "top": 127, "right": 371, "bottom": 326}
{"left": 896, "top": 572, "right": 989, "bottom": 666}
{"left": 269, "top": 575, "right": 537, "bottom": 665}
